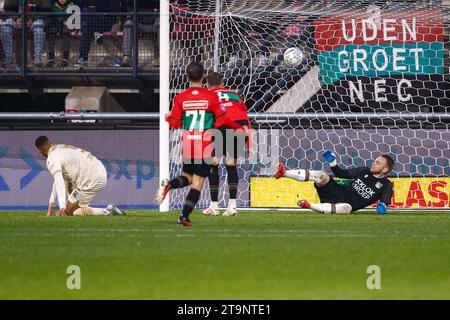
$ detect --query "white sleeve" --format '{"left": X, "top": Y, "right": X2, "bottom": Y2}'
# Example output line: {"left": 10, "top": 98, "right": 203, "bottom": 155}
{"left": 46, "top": 153, "right": 62, "bottom": 177}
{"left": 49, "top": 182, "right": 57, "bottom": 204}
{"left": 53, "top": 172, "right": 67, "bottom": 209}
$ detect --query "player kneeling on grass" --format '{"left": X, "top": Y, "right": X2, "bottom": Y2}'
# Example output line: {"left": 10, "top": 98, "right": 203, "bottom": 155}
{"left": 275, "top": 150, "right": 394, "bottom": 214}
{"left": 35, "top": 136, "right": 125, "bottom": 217}
{"left": 47, "top": 176, "right": 74, "bottom": 217}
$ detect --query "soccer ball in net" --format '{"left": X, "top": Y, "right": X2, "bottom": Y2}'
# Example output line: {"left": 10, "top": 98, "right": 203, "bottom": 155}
{"left": 283, "top": 47, "right": 304, "bottom": 66}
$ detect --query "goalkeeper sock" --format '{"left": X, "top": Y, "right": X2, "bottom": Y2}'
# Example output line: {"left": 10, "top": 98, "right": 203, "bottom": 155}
{"left": 182, "top": 188, "right": 201, "bottom": 219}
{"left": 169, "top": 176, "right": 190, "bottom": 189}
{"left": 226, "top": 165, "right": 238, "bottom": 202}
{"left": 209, "top": 165, "right": 219, "bottom": 206}
{"left": 285, "top": 169, "right": 324, "bottom": 183}
{"left": 308, "top": 203, "right": 352, "bottom": 215}
{"left": 73, "top": 207, "right": 109, "bottom": 216}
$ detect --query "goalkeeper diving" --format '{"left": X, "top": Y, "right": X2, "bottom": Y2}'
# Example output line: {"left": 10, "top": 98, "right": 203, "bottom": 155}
{"left": 275, "top": 150, "right": 394, "bottom": 214}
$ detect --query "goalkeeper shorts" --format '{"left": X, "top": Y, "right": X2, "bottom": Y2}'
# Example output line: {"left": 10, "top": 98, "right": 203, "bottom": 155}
{"left": 314, "top": 177, "right": 347, "bottom": 204}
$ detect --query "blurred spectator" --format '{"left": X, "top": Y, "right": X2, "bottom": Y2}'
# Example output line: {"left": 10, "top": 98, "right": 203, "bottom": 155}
{"left": 121, "top": 0, "right": 159, "bottom": 67}
{"left": 0, "top": 0, "right": 51, "bottom": 67}
{"left": 74, "top": 0, "right": 126, "bottom": 68}
{"left": 0, "top": 0, "right": 5, "bottom": 66}
{"left": 47, "top": 0, "right": 73, "bottom": 67}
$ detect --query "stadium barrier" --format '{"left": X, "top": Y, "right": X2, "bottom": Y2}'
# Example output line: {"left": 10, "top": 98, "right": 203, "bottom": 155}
{"left": 0, "top": 112, "right": 449, "bottom": 211}
{"left": 0, "top": 5, "right": 159, "bottom": 77}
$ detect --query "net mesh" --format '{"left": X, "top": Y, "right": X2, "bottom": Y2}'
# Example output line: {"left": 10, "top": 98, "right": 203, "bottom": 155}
{"left": 168, "top": 0, "right": 450, "bottom": 210}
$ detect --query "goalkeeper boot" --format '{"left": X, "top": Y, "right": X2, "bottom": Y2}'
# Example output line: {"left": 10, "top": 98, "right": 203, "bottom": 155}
{"left": 223, "top": 207, "right": 238, "bottom": 216}
{"left": 203, "top": 206, "right": 220, "bottom": 216}
{"left": 106, "top": 204, "right": 126, "bottom": 216}
{"left": 274, "top": 162, "right": 286, "bottom": 179}
{"left": 297, "top": 199, "right": 310, "bottom": 209}
{"left": 156, "top": 179, "right": 170, "bottom": 204}
{"left": 177, "top": 215, "right": 193, "bottom": 227}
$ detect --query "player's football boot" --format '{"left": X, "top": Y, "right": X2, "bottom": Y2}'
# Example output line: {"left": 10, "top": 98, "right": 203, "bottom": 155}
{"left": 177, "top": 215, "right": 193, "bottom": 227}
{"left": 202, "top": 206, "right": 220, "bottom": 216}
{"left": 297, "top": 199, "right": 310, "bottom": 209}
{"left": 106, "top": 204, "right": 126, "bottom": 216}
{"left": 223, "top": 207, "right": 238, "bottom": 216}
{"left": 156, "top": 179, "right": 170, "bottom": 204}
{"left": 274, "top": 162, "right": 286, "bottom": 179}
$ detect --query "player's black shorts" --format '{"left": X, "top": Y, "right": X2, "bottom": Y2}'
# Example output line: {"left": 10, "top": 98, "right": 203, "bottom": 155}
{"left": 182, "top": 159, "right": 211, "bottom": 178}
{"left": 215, "top": 120, "right": 249, "bottom": 159}
{"left": 315, "top": 177, "right": 347, "bottom": 204}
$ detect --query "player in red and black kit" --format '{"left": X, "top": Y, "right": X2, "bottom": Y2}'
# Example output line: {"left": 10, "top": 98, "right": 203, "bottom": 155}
{"left": 156, "top": 62, "right": 244, "bottom": 227}
{"left": 202, "top": 72, "right": 251, "bottom": 216}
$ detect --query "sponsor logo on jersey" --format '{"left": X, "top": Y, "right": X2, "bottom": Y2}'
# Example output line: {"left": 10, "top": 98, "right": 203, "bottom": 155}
{"left": 220, "top": 102, "right": 233, "bottom": 111}
{"left": 352, "top": 178, "right": 375, "bottom": 199}
{"left": 192, "top": 90, "right": 199, "bottom": 95}
{"left": 183, "top": 100, "right": 209, "bottom": 110}
{"left": 186, "top": 134, "right": 202, "bottom": 140}
{"left": 375, "top": 182, "right": 383, "bottom": 189}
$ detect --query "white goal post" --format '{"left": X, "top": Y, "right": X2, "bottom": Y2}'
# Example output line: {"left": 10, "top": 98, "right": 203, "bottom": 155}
{"left": 160, "top": 0, "right": 171, "bottom": 212}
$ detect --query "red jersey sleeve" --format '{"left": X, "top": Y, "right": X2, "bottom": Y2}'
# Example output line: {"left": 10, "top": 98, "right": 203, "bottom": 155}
{"left": 167, "top": 94, "right": 183, "bottom": 129}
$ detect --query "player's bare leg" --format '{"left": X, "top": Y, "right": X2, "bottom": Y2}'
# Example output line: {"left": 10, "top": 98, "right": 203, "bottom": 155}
{"left": 223, "top": 156, "right": 238, "bottom": 216}
{"left": 203, "top": 156, "right": 221, "bottom": 216}
{"left": 63, "top": 200, "right": 119, "bottom": 216}
{"left": 177, "top": 174, "right": 206, "bottom": 227}
{"left": 298, "top": 200, "right": 352, "bottom": 215}
{"left": 156, "top": 173, "right": 192, "bottom": 204}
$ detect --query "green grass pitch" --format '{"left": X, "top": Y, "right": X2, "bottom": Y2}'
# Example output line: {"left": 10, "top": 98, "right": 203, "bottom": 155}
{"left": 1, "top": 210, "right": 449, "bottom": 299}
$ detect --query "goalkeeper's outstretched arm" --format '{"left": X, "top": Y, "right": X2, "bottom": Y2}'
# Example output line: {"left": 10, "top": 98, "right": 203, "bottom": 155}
{"left": 380, "top": 182, "right": 394, "bottom": 206}
{"left": 322, "top": 149, "right": 366, "bottom": 179}
{"left": 331, "top": 164, "right": 367, "bottom": 180}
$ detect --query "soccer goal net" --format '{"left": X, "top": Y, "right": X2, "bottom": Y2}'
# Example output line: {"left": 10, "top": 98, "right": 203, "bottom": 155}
{"left": 163, "top": 0, "right": 450, "bottom": 211}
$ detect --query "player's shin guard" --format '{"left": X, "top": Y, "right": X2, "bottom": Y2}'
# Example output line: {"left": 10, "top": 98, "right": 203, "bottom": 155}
{"left": 285, "top": 169, "right": 324, "bottom": 183}
{"left": 169, "top": 176, "right": 189, "bottom": 189}
{"left": 181, "top": 188, "right": 201, "bottom": 219}
{"left": 73, "top": 207, "right": 109, "bottom": 216}
{"left": 226, "top": 165, "right": 238, "bottom": 208}
{"left": 209, "top": 165, "right": 219, "bottom": 207}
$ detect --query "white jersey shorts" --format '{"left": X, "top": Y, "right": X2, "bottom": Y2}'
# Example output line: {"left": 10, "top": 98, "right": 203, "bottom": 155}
{"left": 67, "top": 165, "right": 107, "bottom": 207}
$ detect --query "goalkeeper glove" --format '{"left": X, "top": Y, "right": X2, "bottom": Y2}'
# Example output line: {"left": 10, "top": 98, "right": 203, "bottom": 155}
{"left": 376, "top": 202, "right": 387, "bottom": 214}
{"left": 322, "top": 149, "right": 336, "bottom": 164}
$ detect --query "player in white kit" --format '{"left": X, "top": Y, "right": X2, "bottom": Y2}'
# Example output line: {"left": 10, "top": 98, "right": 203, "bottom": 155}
{"left": 35, "top": 136, "right": 125, "bottom": 217}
